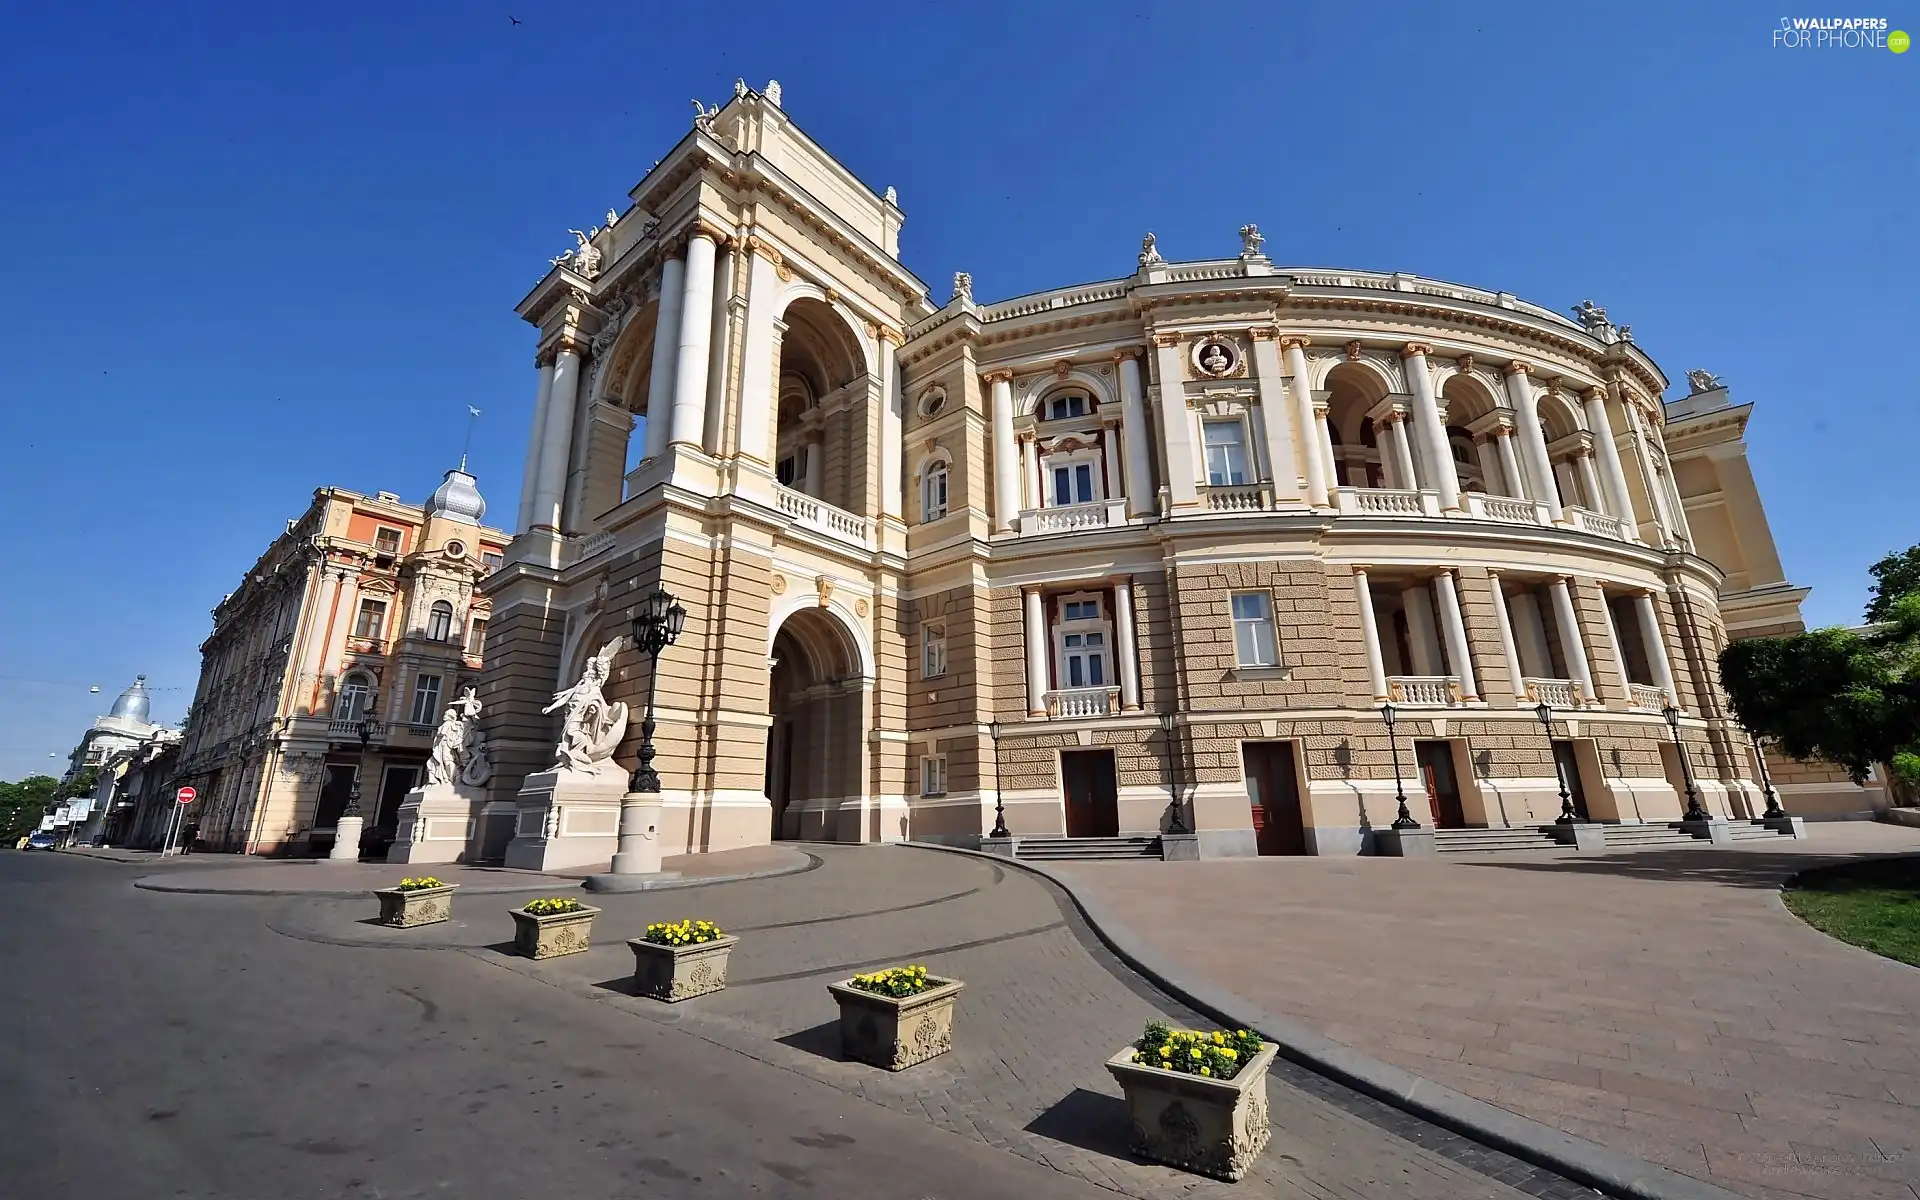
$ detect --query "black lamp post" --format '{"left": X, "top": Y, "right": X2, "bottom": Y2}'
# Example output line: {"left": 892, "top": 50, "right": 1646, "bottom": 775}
{"left": 1159, "top": 711, "right": 1189, "bottom": 834}
{"left": 1535, "top": 699, "right": 1579, "bottom": 825}
{"left": 628, "top": 588, "right": 688, "bottom": 795}
{"left": 342, "top": 701, "right": 380, "bottom": 820}
{"left": 1381, "top": 702, "right": 1419, "bottom": 829}
{"left": 1752, "top": 729, "right": 1786, "bottom": 820}
{"left": 1664, "top": 703, "right": 1710, "bottom": 822}
{"left": 988, "top": 721, "right": 1009, "bottom": 839}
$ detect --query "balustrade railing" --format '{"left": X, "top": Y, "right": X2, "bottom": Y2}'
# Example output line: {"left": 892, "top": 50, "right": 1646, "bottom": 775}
{"left": 1467, "top": 493, "right": 1549, "bottom": 526}
{"left": 1334, "top": 487, "right": 1438, "bottom": 517}
{"left": 1568, "top": 506, "right": 1629, "bottom": 541}
{"left": 1628, "top": 683, "right": 1669, "bottom": 711}
{"left": 1387, "top": 676, "right": 1463, "bottom": 707}
{"left": 1044, "top": 686, "right": 1121, "bottom": 718}
{"left": 775, "top": 485, "right": 875, "bottom": 552}
{"left": 1523, "top": 678, "right": 1585, "bottom": 708}
{"left": 1023, "top": 501, "right": 1116, "bottom": 534}
{"left": 1201, "top": 483, "right": 1273, "bottom": 512}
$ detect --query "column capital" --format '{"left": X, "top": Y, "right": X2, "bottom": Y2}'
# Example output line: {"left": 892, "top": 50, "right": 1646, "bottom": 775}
{"left": 1504, "top": 359, "right": 1532, "bottom": 377}
{"left": 689, "top": 217, "right": 730, "bottom": 246}
{"left": 1248, "top": 325, "right": 1278, "bottom": 342}
{"left": 1110, "top": 346, "right": 1143, "bottom": 362}
{"left": 1351, "top": 564, "right": 1371, "bottom": 578}
{"left": 1583, "top": 385, "right": 1607, "bottom": 404}
{"left": 1151, "top": 331, "right": 1182, "bottom": 349}
{"left": 1400, "top": 341, "right": 1434, "bottom": 359}
{"left": 876, "top": 326, "right": 903, "bottom": 346}
{"left": 1278, "top": 334, "right": 1312, "bottom": 352}
{"left": 982, "top": 369, "right": 1015, "bottom": 385}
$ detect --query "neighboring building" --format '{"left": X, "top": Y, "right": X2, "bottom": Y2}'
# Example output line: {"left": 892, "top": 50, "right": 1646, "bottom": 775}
{"left": 460, "top": 82, "right": 1790, "bottom": 863}
{"left": 61, "top": 676, "right": 162, "bottom": 783}
{"left": 1664, "top": 375, "right": 1883, "bottom": 816}
{"left": 82, "top": 727, "right": 183, "bottom": 848}
{"left": 176, "top": 469, "right": 507, "bottom": 856}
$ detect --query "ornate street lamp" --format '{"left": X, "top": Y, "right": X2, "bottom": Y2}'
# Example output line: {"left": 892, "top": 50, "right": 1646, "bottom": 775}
{"left": 1381, "top": 702, "right": 1419, "bottom": 830}
{"left": 1664, "top": 703, "right": 1710, "bottom": 822}
{"left": 1752, "top": 729, "right": 1787, "bottom": 820}
{"left": 627, "top": 588, "right": 688, "bottom": 795}
{"left": 987, "top": 721, "right": 1009, "bottom": 839}
{"left": 1534, "top": 699, "right": 1580, "bottom": 825}
{"left": 342, "top": 701, "right": 381, "bottom": 820}
{"left": 1159, "top": 711, "right": 1189, "bottom": 835}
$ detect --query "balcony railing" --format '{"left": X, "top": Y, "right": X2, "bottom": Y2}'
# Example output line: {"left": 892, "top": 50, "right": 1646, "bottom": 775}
{"left": 326, "top": 718, "right": 386, "bottom": 741}
{"left": 1044, "top": 686, "right": 1121, "bottom": 718}
{"left": 1464, "top": 492, "right": 1551, "bottom": 527}
{"left": 1200, "top": 482, "right": 1274, "bottom": 512}
{"left": 1522, "top": 678, "right": 1586, "bottom": 708}
{"left": 1627, "top": 683, "right": 1670, "bottom": 711}
{"left": 565, "top": 530, "right": 616, "bottom": 566}
{"left": 1334, "top": 486, "right": 1442, "bottom": 518}
{"left": 1567, "top": 505, "right": 1630, "bottom": 541}
{"left": 1386, "top": 676, "right": 1464, "bottom": 707}
{"left": 776, "top": 485, "right": 875, "bottom": 552}
{"left": 1021, "top": 499, "right": 1125, "bottom": 534}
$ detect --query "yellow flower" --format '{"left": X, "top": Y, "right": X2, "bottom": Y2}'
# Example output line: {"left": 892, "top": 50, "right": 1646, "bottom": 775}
{"left": 1189, "top": 1049, "right": 1201, "bottom": 1060}
{"left": 1199, "top": 1067, "right": 1211, "bottom": 1077}
{"left": 1221, "top": 1048, "right": 1236, "bottom": 1060}
{"left": 1159, "top": 1046, "right": 1171, "bottom": 1058}
{"left": 1213, "top": 1032, "right": 1225, "bottom": 1045}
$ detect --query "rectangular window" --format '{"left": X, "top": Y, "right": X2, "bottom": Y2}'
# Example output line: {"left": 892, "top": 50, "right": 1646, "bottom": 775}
{"left": 922, "top": 624, "right": 947, "bottom": 679}
{"left": 409, "top": 674, "right": 443, "bottom": 726}
{"left": 481, "top": 551, "right": 503, "bottom": 572}
{"left": 374, "top": 527, "right": 402, "bottom": 555}
{"left": 352, "top": 598, "right": 387, "bottom": 640}
{"left": 1050, "top": 462, "right": 1096, "bottom": 507}
{"left": 1231, "top": 592, "right": 1279, "bottom": 667}
{"left": 920, "top": 755, "right": 948, "bottom": 797}
{"left": 1046, "top": 392, "right": 1087, "bottom": 421}
{"left": 1203, "top": 420, "right": 1250, "bottom": 486}
{"left": 466, "top": 617, "right": 488, "bottom": 657}
{"left": 922, "top": 464, "right": 949, "bottom": 521}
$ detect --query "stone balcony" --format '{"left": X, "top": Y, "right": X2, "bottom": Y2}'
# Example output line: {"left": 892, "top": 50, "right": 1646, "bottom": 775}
{"left": 1044, "top": 686, "right": 1121, "bottom": 718}
{"left": 1019, "top": 499, "right": 1127, "bottom": 535}
{"left": 1627, "top": 683, "right": 1671, "bottom": 712}
{"left": 776, "top": 485, "right": 874, "bottom": 552}
{"left": 1330, "top": 487, "right": 1635, "bottom": 544}
{"left": 1386, "top": 675, "right": 1465, "bottom": 707}
{"left": 1522, "top": 678, "right": 1587, "bottom": 708}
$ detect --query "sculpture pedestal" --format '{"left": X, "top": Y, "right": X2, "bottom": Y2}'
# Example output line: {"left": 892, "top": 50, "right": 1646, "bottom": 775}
{"left": 327, "top": 816, "right": 363, "bottom": 861}
{"left": 503, "top": 766, "right": 627, "bottom": 872}
{"left": 387, "top": 783, "right": 485, "bottom": 864}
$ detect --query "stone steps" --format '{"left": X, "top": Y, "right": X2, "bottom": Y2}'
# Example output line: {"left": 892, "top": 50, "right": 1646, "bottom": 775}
{"left": 1726, "top": 820, "right": 1793, "bottom": 840}
{"left": 1014, "top": 836, "right": 1164, "bottom": 861}
{"left": 1433, "top": 827, "right": 1563, "bottom": 853}
{"left": 1599, "top": 825, "right": 1699, "bottom": 848}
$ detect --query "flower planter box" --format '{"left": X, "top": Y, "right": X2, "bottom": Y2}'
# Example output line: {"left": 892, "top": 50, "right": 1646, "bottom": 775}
{"left": 1105, "top": 1040, "right": 1278, "bottom": 1181}
{"left": 374, "top": 883, "right": 459, "bottom": 927}
{"left": 628, "top": 934, "right": 738, "bottom": 1002}
{"left": 826, "top": 976, "right": 964, "bottom": 1070}
{"left": 508, "top": 904, "right": 601, "bottom": 959}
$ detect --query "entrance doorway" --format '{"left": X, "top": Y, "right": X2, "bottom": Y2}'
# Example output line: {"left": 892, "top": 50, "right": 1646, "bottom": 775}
{"left": 1552, "top": 740, "right": 1591, "bottom": 821}
{"left": 765, "top": 606, "right": 868, "bottom": 841}
{"left": 1242, "top": 741, "right": 1306, "bottom": 855}
{"left": 1061, "top": 749, "right": 1119, "bottom": 837}
{"left": 1414, "top": 741, "right": 1466, "bottom": 828}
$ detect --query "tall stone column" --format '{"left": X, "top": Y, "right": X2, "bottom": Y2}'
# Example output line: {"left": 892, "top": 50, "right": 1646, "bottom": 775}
{"left": 730, "top": 246, "right": 783, "bottom": 466}
{"left": 1505, "top": 361, "right": 1562, "bottom": 522}
{"left": 1576, "top": 451, "right": 1606, "bottom": 516}
{"left": 1316, "top": 399, "right": 1338, "bottom": 489}
{"left": 1023, "top": 588, "right": 1049, "bottom": 716}
{"left": 878, "top": 330, "right": 903, "bottom": 521}
{"left": 1114, "top": 578, "right": 1140, "bottom": 711}
{"left": 1400, "top": 586, "right": 1442, "bottom": 675}
{"left": 988, "top": 371, "right": 1018, "bottom": 532}
{"left": 530, "top": 341, "right": 582, "bottom": 531}
{"left": 1494, "top": 427, "right": 1525, "bottom": 500}
{"left": 1635, "top": 591, "right": 1678, "bottom": 703}
{"left": 516, "top": 358, "right": 555, "bottom": 532}
{"left": 1151, "top": 334, "right": 1198, "bottom": 509}
{"left": 1401, "top": 344, "right": 1460, "bottom": 510}
{"left": 1100, "top": 418, "right": 1123, "bottom": 502}
{"left": 1386, "top": 415, "right": 1417, "bottom": 491}
{"left": 1486, "top": 570, "right": 1527, "bottom": 702}
{"left": 1433, "top": 571, "right": 1480, "bottom": 700}
{"left": 1117, "top": 351, "right": 1153, "bottom": 518}
{"left": 1352, "top": 568, "right": 1388, "bottom": 701}
{"left": 1281, "top": 338, "right": 1328, "bottom": 506}
{"left": 642, "top": 254, "right": 686, "bottom": 462}
{"left": 1249, "top": 328, "right": 1301, "bottom": 502}
{"left": 1021, "top": 431, "right": 1042, "bottom": 511}
{"left": 1473, "top": 434, "right": 1503, "bottom": 497}
{"left": 702, "top": 241, "right": 735, "bottom": 455}
{"left": 1583, "top": 387, "right": 1635, "bottom": 522}
{"left": 1548, "top": 576, "right": 1596, "bottom": 702}
{"left": 667, "top": 230, "right": 717, "bottom": 448}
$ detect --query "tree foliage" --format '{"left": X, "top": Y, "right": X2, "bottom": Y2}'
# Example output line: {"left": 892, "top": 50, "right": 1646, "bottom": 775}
{"left": 1866, "top": 545, "right": 1920, "bottom": 624}
{"left": 1720, "top": 594, "right": 1920, "bottom": 783}
{"left": 0, "top": 775, "right": 59, "bottom": 843}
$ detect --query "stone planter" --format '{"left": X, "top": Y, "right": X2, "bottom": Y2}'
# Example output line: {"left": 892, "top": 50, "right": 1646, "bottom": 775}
{"left": 826, "top": 976, "right": 963, "bottom": 1070}
{"left": 373, "top": 883, "right": 459, "bottom": 927}
{"left": 508, "top": 904, "right": 600, "bottom": 959}
{"left": 628, "top": 934, "right": 738, "bottom": 1002}
{"left": 1105, "top": 1040, "right": 1278, "bottom": 1182}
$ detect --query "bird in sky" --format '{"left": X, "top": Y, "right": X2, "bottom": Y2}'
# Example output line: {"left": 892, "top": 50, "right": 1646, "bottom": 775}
{"left": 508, "top": 14, "right": 521, "bottom": 24}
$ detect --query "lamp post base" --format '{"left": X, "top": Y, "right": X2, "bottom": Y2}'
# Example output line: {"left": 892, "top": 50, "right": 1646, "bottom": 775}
{"left": 1373, "top": 827, "right": 1436, "bottom": 857}
{"left": 327, "top": 816, "right": 363, "bottom": 862}
{"left": 606, "top": 791, "right": 664, "bottom": 875}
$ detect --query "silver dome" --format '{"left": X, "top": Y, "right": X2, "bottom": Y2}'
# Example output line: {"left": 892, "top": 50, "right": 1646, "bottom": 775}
{"left": 109, "top": 676, "right": 151, "bottom": 724}
{"left": 428, "top": 468, "right": 487, "bottom": 526}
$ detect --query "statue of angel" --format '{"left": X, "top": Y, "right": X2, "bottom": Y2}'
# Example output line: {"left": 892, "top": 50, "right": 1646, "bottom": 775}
{"left": 542, "top": 639, "right": 629, "bottom": 771}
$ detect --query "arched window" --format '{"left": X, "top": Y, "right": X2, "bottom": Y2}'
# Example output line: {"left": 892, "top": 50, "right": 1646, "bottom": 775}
{"left": 1041, "top": 389, "right": 1091, "bottom": 422}
{"left": 334, "top": 672, "right": 372, "bottom": 721}
{"left": 426, "top": 600, "right": 454, "bottom": 642}
{"left": 921, "top": 460, "right": 950, "bottom": 522}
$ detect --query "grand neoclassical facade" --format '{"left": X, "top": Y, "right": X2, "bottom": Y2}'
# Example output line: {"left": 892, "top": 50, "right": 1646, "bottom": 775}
{"left": 468, "top": 82, "right": 1841, "bottom": 865}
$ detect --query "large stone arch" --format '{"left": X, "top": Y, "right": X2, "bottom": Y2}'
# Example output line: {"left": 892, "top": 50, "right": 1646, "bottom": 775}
{"left": 772, "top": 292, "right": 878, "bottom": 513}
{"left": 764, "top": 600, "right": 873, "bottom": 841}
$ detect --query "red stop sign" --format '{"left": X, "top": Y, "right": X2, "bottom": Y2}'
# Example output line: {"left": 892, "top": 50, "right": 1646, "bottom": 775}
{"left": 175, "top": 786, "right": 197, "bottom": 805}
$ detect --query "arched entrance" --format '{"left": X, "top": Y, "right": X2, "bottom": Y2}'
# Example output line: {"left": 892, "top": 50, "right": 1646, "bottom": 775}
{"left": 765, "top": 606, "right": 868, "bottom": 841}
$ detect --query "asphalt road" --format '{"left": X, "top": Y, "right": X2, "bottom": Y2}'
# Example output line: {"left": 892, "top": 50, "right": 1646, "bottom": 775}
{"left": 0, "top": 851, "right": 1110, "bottom": 1200}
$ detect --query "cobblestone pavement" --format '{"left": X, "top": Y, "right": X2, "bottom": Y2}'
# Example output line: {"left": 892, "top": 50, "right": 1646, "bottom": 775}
{"left": 1060, "top": 822, "right": 1920, "bottom": 1200}
{"left": 270, "top": 843, "right": 1597, "bottom": 1200}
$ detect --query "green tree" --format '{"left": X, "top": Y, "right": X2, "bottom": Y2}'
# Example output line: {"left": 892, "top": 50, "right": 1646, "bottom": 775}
{"left": 1866, "top": 544, "right": 1920, "bottom": 623}
{"left": 1721, "top": 593, "right": 1920, "bottom": 783}
{"left": 0, "top": 775, "right": 60, "bottom": 843}
{"left": 53, "top": 766, "right": 98, "bottom": 802}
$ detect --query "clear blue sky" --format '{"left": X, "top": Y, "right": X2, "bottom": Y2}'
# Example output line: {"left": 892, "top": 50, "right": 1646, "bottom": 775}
{"left": 1, "top": 1, "right": 1912, "bottom": 779}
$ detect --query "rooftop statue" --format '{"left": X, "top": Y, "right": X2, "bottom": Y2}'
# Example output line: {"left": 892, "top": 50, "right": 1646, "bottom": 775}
{"left": 1139, "top": 232, "right": 1164, "bottom": 266}
{"left": 1686, "top": 369, "right": 1727, "bottom": 394}
{"left": 1238, "top": 224, "right": 1264, "bottom": 257}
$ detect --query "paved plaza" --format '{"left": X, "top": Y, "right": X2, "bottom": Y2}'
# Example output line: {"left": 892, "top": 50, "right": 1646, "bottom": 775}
{"left": 1061, "top": 822, "right": 1920, "bottom": 1200}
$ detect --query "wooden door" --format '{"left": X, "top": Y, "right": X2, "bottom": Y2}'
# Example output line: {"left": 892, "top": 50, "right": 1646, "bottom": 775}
{"left": 1414, "top": 742, "right": 1466, "bottom": 828}
{"left": 1062, "top": 750, "right": 1119, "bottom": 838}
{"left": 1243, "top": 742, "right": 1306, "bottom": 855}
